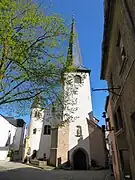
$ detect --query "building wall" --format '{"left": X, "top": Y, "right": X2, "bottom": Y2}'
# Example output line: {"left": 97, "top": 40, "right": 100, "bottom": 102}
{"left": 0, "top": 115, "right": 16, "bottom": 148}
{"left": 0, "top": 147, "right": 9, "bottom": 161}
{"left": 13, "top": 127, "right": 23, "bottom": 150}
{"left": 28, "top": 108, "right": 44, "bottom": 155}
{"left": 89, "top": 124, "right": 107, "bottom": 168}
{"left": 106, "top": 99, "right": 121, "bottom": 180}
{"left": 38, "top": 120, "right": 51, "bottom": 159}
{"left": 63, "top": 72, "right": 92, "bottom": 167}
{"left": 56, "top": 123, "right": 69, "bottom": 167}
{"left": 12, "top": 125, "right": 26, "bottom": 161}
{"left": 50, "top": 128, "right": 58, "bottom": 166}
{"left": 0, "top": 115, "right": 25, "bottom": 161}
{"left": 101, "top": 0, "right": 135, "bottom": 178}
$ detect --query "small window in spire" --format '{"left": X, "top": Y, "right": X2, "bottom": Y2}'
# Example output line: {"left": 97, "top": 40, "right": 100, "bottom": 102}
{"left": 34, "top": 111, "right": 41, "bottom": 118}
{"left": 74, "top": 75, "right": 81, "bottom": 84}
{"left": 35, "top": 111, "right": 38, "bottom": 117}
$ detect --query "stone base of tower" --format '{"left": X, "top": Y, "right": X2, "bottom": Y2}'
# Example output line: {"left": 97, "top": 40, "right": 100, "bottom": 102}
{"left": 49, "top": 122, "right": 91, "bottom": 170}
{"left": 50, "top": 123, "right": 69, "bottom": 167}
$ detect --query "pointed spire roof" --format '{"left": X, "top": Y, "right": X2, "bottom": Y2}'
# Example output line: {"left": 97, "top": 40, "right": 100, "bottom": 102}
{"left": 67, "top": 18, "right": 90, "bottom": 72}
{"left": 31, "top": 94, "right": 42, "bottom": 109}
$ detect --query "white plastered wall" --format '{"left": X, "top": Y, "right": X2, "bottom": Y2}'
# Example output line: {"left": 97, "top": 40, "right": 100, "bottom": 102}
{"left": 28, "top": 108, "right": 44, "bottom": 155}
{"left": 63, "top": 72, "right": 92, "bottom": 165}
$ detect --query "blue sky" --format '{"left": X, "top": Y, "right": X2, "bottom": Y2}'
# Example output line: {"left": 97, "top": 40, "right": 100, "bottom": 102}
{"left": 1, "top": 0, "right": 108, "bottom": 125}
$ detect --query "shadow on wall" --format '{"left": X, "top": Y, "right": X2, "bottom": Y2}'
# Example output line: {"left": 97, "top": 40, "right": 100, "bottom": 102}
{"left": 89, "top": 124, "right": 109, "bottom": 169}
{"left": 68, "top": 136, "right": 90, "bottom": 170}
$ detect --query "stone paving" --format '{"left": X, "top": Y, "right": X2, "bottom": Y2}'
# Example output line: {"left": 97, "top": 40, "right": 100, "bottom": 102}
{"left": 0, "top": 161, "right": 114, "bottom": 180}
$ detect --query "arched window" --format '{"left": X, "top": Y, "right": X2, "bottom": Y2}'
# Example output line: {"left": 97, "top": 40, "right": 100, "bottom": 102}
{"left": 34, "top": 111, "right": 41, "bottom": 118}
{"left": 33, "top": 128, "right": 37, "bottom": 134}
{"left": 76, "top": 125, "right": 82, "bottom": 137}
{"left": 34, "top": 111, "right": 39, "bottom": 117}
{"left": 74, "top": 75, "right": 81, "bottom": 84}
{"left": 43, "top": 125, "right": 51, "bottom": 135}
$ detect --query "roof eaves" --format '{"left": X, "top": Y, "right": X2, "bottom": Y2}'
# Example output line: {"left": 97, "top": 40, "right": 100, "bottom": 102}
{"left": 100, "top": 0, "right": 114, "bottom": 80}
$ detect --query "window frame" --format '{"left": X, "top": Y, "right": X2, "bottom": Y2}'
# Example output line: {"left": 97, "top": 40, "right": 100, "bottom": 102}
{"left": 116, "top": 31, "right": 128, "bottom": 75}
{"left": 33, "top": 128, "right": 37, "bottom": 134}
{"left": 113, "top": 106, "right": 123, "bottom": 132}
{"left": 34, "top": 111, "right": 41, "bottom": 118}
{"left": 131, "top": 112, "right": 135, "bottom": 135}
{"left": 43, "top": 125, "right": 51, "bottom": 135}
{"left": 74, "top": 75, "right": 82, "bottom": 84}
{"left": 76, "top": 125, "right": 82, "bottom": 137}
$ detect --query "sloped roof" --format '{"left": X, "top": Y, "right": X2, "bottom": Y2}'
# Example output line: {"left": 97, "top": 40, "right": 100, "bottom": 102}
{"left": 2, "top": 116, "right": 25, "bottom": 127}
{"left": 31, "top": 94, "right": 42, "bottom": 109}
{"left": 67, "top": 18, "right": 90, "bottom": 73}
{"left": 87, "top": 117, "right": 101, "bottom": 129}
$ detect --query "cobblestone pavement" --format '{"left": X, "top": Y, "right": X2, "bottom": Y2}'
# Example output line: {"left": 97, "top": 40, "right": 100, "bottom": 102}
{"left": 0, "top": 161, "right": 114, "bottom": 180}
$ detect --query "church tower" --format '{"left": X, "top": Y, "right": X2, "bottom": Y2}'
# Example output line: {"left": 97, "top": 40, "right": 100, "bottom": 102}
{"left": 28, "top": 95, "right": 44, "bottom": 156}
{"left": 63, "top": 19, "right": 93, "bottom": 169}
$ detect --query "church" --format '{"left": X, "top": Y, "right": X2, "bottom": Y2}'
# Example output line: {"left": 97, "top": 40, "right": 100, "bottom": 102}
{"left": 25, "top": 20, "right": 108, "bottom": 170}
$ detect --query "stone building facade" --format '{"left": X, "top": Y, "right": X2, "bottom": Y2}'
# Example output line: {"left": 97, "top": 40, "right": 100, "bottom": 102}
{"left": 50, "top": 123, "right": 69, "bottom": 167}
{"left": 105, "top": 96, "right": 121, "bottom": 180}
{"left": 87, "top": 117, "right": 108, "bottom": 168}
{"left": 101, "top": 0, "right": 135, "bottom": 179}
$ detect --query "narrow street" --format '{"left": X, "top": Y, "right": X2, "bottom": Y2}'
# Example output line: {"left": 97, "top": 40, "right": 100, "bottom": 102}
{"left": 0, "top": 162, "right": 114, "bottom": 180}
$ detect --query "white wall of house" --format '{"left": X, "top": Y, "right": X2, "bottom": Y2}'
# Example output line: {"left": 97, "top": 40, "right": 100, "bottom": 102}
{"left": 0, "top": 115, "right": 26, "bottom": 161}
{"left": 0, "top": 115, "right": 16, "bottom": 148}
{"left": 0, "top": 147, "right": 9, "bottom": 160}
{"left": 63, "top": 72, "right": 92, "bottom": 165}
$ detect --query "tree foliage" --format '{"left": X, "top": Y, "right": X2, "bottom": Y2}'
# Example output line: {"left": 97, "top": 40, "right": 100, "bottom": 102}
{"left": 0, "top": 0, "right": 69, "bottom": 112}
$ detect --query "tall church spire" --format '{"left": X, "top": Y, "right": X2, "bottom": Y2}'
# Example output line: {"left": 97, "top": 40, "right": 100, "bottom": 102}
{"left": 67, "top": 18, "right": 89, "bottom": 71}
{"left": 31, "top": 94, "right": 42, "bottom": 109}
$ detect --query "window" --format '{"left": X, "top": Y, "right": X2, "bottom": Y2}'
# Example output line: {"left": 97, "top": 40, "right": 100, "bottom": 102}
{"left": 113, "top": 106, "right": 123, "bottom": 132}
{"left": 43, "top": 125, "right": 51, "bottom": 135}
{"left": 34, "top": 111, "right": 41, "bottom": 118}
{"left": 117, "top": 106, "right": 123, "bottom": 129}
{"left": 117, "top": 31, "right": 127, "bottom": 74}
{"left": 110, "top": 73, "right": 114, "bottom": 92}
{"left": 33, "top": 128, "right": 37, "bottom": 134}
{"left": 35, "top": 111, "right": 38, "bottom": 117}
{"left": 131, "top": 112, "right": 135, "bottom": 135}
{"left": 74, "top": 75, "right": 81, "bottom": 84}
{"left": 106, "top": 118, "right": 111, "bottom": 131}
{"left": 114, "top": 113, "right": 119, "bottom": 132}
{"left": 76, "top": 125, "right": 82, "bottom": 137}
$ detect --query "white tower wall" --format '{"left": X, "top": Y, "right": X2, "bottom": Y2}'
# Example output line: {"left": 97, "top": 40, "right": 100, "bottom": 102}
{"left": 63, "top": 71, "right": 92, "bottom": 166}
{"left": 28, "top": 108, "right": 44, "bottom": 155}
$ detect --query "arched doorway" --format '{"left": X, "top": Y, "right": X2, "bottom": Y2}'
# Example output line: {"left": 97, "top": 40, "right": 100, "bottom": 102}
{"left": 73, "top": 148, "right": 88, "bottom": 170}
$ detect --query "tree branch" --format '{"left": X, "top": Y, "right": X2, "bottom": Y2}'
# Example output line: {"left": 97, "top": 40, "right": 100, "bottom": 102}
{"left": 0, "top": 90, "right": 42, "bottom": 105}
{"left": 0, "top": 80, "right": 25, "bottom": 101}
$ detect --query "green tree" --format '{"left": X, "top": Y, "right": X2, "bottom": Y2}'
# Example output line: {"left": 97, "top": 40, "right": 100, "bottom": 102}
{"left": 0, "top": 0, "right": 69, "bottom": 113}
